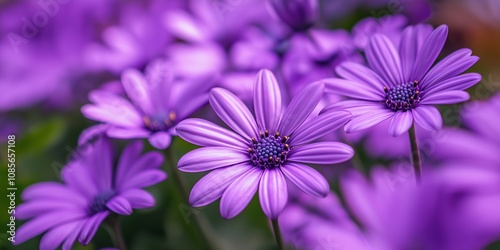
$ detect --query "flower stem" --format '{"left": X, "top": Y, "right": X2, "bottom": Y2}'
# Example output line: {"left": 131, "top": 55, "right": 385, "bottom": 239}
{"left": 165, "top": 147, "right": 220, "bottom": 250}
{"left": 271, "top": 219, "right": 285, "bottom": 250}
{"left": 408, "top": 124, "right": 422, "bottom": 183}
{"left": 106, "top": 216, "right": 127, "bottom": 250}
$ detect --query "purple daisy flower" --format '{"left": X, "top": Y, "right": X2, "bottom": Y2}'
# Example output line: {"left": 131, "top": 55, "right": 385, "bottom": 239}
{"left": 176, "top": 69, "right": 353, "bottom": 219}
{"left": 82, "top": 59, "right": 211, "bottom": 149}
{"left": 14, "top": 138, "right": 166, "bottom": 250}
{"left": 322, "top": 24, "right": 481, "bottom": 136}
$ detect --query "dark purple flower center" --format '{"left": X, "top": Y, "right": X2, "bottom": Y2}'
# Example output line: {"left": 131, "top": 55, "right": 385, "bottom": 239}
{"left": 143, "top": 111, "right": 176, "bottom": 132}
{"left": 384, "top": 81, "right": 421, "bottom": 111}
{"left": 89, "top": 190, "right": 116, "bottom": 215}
{"left": 249, "top": 130, "right": 290, "bottom": 169}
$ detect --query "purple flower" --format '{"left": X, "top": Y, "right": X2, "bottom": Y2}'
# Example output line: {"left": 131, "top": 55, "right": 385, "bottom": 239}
{"left": 322, "top": 24, "right": 481, "bottom": 136}
{"left": 352, "top": 15, "right": 407, "bottom": 50}
{"left": 14, "top": 138, "right": 166, "bottom": 250}
{"left": 176, "top": 69, "right": 353, "bottom": 219}
{"left": 268, "top": 0, "right": 318, "bottom": 31}
{"left": 82, "top": 59, "right": 211, "bottom": 149}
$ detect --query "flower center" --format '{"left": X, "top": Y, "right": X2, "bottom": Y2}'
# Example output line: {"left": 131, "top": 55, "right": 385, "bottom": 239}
{"left": 88, "top": 190, "right": 116, "bottom": 215}
{"left": 249, "top": 130, "right": 290, "bottom": 169}
{"left": 384, "top": 81, "right": 421, "bottom": 111}
{"left": 143, "top": 111, "right": 176, "bottom": 131}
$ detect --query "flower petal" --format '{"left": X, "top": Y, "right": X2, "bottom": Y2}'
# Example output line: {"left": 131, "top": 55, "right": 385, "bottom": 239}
{"left": 321, "top": 100, "right": 385, "bottom": 116}
{"left": 40, "top": 221, "right": 81, "bottom": 250}
{"left": 399, "top": 26, "right": 419, "bottom": 80}
{"left": 106, "top": 127, "right": 151, "bottom": 139}
{"left": 106, "top": 196, "right": 132, "bottom": 215}
{"left": 220, "top": 168, "right": 262, "bottom": 219}
{"left": 366, "top": 34, "right": 404, "bottom": 86}
{"left": 281, "top": 162, "right": 330, "bottom": 197}
{"left": 336, "top": 62, "right": 385, "bottom": 91}
{"left": 412, "top": 106, "right": 443, "bottom": 131}
{"left": 422, "top": 49, "right": 479, "bottom": 88}
{"left": 323, "top": 78, "right": 384, "bottom": 100}
{"left": 259, "top": 169, "right": 288, "bottom": 219}
{"left": 78, "top": 211, "right": 109, "bottom": 245}
{"left": 254, "top": 69, "right": 283, "bottom": 132}
{"left": 278, "top": 82, "right": 324, "bottom": 135}
{"left": 118, "top": 170, "right": 167, "bottom": 191}
{"left": 424, "top": 73, "right": 482, "bottom": 94}
{"left": 176, "top": 118, "right": 247, "bottom": 150}
{"left": 190, "top": 163, "right": 253, "bottom": 207}
{"left": 178, "top": 147, "right": 249, "bottom": 172}
{"left": 148, "top": 131, "right": 172, "bottom": 149}
{"left": 421, "top": 91, "right": 470, "bottom": 105}
{"left": 345, "top": 109, "right": 394, "bottom": 133}
{"left": 291, "top": 110, "right": 352, "bottom": 145}
{"left": 210, "top": 88, "right": 258, "bottom": 139}
{"left": 121, "top": 69, "right": 154, "bottom": 115}
{"left": 388, "top": 111, "right": 413, "bottom": 136}
{"left": 411, "top": 25, "right": 448, "bottom": 81}
{"left": 120, "top": 189, "right": 156, "bottom": 209}
{"left": 289, "top": 142, "right": 354, "bottom": 164}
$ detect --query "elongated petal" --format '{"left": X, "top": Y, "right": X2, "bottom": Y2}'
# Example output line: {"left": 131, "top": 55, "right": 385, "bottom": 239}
{"left": 411, "top": 25, "right": 448, "bottom": 81}
{"left": 279, "top": 82, "right": 324, "bottom": 135}
{"left": 120, "top": 189, "right": 155, "bottom": 209}
{"left": 210, "top": 88, "right": 258, "bottom": 139}
{"left": 83, "top": 91, "right": 143, "bottom": 127}
{"left": 412, "top": 106, "right": 443, "bottom": 131}
{"left": 321, "top": 100, "right": 385, "bottom": 116}
{"left": 254, "top": 69, "right": 282, "bottom": 132}
{"left": 16, "top": 201, "right": 82, "bottom": 220}
{"left": 148, "top": 131, "right": 172, "bottom": 149}
{"left": 118, "top": 170, "right": 166, "bottom": 190}
{"left": 40, "top": 221, "right": 80, "bottom": 250}
{"left": 121, "top": 69, "right": 154, "bottom": 115}
{"left": 78, "top": 211, "right": 109, "bottom": 245}
{"left": 292, "top": 110, "right": 351, "bottom": 145}
{"left": 323, "top": 78, "right": 383, "bottom": 100}
{"left": 336, "top": 62, "right": 385, "bottom": 90}
{"left": 106, "top": 126, "right": 151, "bottom": 139}
{"left": 399, "top": 26, "right": 418, "bottom": 80}
{"left": 178, "top": 147, "right": 249, "bottom": 172}
{"left": 281, "top": 162, "right": 330, "bottom": 197}
{"left": 366, "top": 35, "right": 404, "bottom": 86}
{"left": 421, "top": 91, "right": 470, "bottom": 105}
{"left": 345, "top": 109, "right": 394, "bottom": 133}
{"left": 425, "top": 73, "right": 482, "bottom": 93}
{"left": 259, "top": 169, "right": 288, "bottom": 219}
{"left": 220, "top": 168, "right": 262, "bottom": 219}
{"left": 176, "top": 118, "right": 247, "bottom": 150}
{"left": 388, "top": 111, "right": 413, "bottom": 136}
{"left": 289, "top": 142, "right": 354, "bottom": 164}
{"left": 422, "top": 49, "right": 479, "bottom": 88}
{"left": 190, "top": 163, "right": 253, "bottom": 207}
{"left": 106, "top": 196, "right": 132, "bottom": 215}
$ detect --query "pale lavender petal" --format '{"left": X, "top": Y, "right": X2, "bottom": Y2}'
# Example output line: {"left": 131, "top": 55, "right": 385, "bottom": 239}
{"left": 279, "top": 82, "right": 324, "bottom": 136}
{"left": 259, "top": 169, "right": 288, "bottom": 219}
{"left": 78, "top": 211, "right": 109, "bottom": 245}
{"left": 323, "top": 78, "right": 384, "bottom": 100}
{"left": 366, "top": 34, "right": 404, "bottom": 86}
{"left": 21, "top": 183, "right": 87, "bottom": 206}
{"left": 178, "top": 147, "right": 249, "bottom": 172}
{"left": 412, "top": 106, "right": 443, "bottom": 131}
{"left": 176, "top": 118, "right": 247, "bottom": 150}
{"left": 148, "top": 131, "right": 172, "bottom": 149}
{"left": 335, "top": 62, "right": 385, "bottom": 90}
{"left": 116, "top": 141, "right": 143, "bottom": 188}
{"left": 120, "top": 189, "right": 155, "bottom": 209}
{"left": 89, "top": 139, "right": 113, "bottom": 191}
{"left": 388, "top": 111, "right": 413, "bottom": 136}
{"left": 281, "top": 162, "right": 330, "bottom": 197}
{"left": 106, "top": 126, "right": 151, "bottom": 139}
{"left": 345, "top": 109, "right": 394, "bottom": 133}
{"left": 210, "top": 88, "right": 258, "bottom": 139}
{"left": 289, "top": 142, "right": 354, "bottom": 164}
{"left": 321, "top": 100, "right": 385, "bottom": 116}
{"left": 121, "top": 69, "right": 154, "bottom": 115}
{"left": 117, "top": 151, "right": 164, "bottom": 189}
{"left": 163, "top": 11, "right": 206, "bottom": 42}
{"left": 410, "top": 25, "right": 448, "bottom": 81}
{"left": 106, "top": 196, "right": 132, "bottom": 215}
{"left": 421, "top": 91, "right": 470, "bottom": 105}
{"left": 78, "top": 124, "right": 109, "bottom": 146}
{"left": 291, "top": 110, "right": 351, "bottom": 145}
{"left": 16, "top": 201, "right": 82, "bottom": 220}
{"left": 82, "top": 91, "right": 143, "bottom": 127}
{"left": 118, "top": 170, "right": 166, "bottom": 191}
{"left": 399, "top": 26, "right": 418, "bottom": 80}
{"left": 220, "top": 168, "right": 262, "bottom": 219}
{"left": 190, "top": 163, "right": 253, "bottom": 207}
{"left": 39, "top": 221, "right": 80, "bottom": 250}
{"left": 422, "top": 49, "right": 479, "bottom": 88}
{"left": 254, "top": 69, "right": 282, "bottom": 132}
{"left": 424, "top": 73, "right": 482, "bottom": 93}
{"left": 62, "top": 220, "right": 85, "bottom": 250}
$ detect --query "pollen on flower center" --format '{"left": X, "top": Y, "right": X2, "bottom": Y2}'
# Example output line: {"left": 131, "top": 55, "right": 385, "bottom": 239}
{"left": 249, "top": 130, "right": 290, "bottom": 169}
{"left": 384, "top": 80, "right": 421, "bottom": 111}
{"left": 89, "top": 190, "right": 116, "bottom": 215}
{"left": 143, "top": 111, "right": 176, "bottom": 131}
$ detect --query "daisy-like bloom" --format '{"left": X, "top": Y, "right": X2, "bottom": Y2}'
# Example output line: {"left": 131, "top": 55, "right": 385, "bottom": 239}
{"left": 176, "top": 69, "right": 353, "bottom": 219}
{"left": 322, "top": 24, "right": 481, "bottom": 136}
{"left": 14, "top": 138, "right": 166, "bottom": 250}
{"left": 82, "top": 59, "right": 211, "bottom": 149}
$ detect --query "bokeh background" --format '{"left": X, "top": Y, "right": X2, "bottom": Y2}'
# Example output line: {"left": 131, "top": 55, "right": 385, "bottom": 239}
{"left": 1, "top": 0, "right": 500, "bottom": 249}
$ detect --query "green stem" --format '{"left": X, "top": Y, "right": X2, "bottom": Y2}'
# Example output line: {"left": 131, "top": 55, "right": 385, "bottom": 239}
{"left": 165, "top": 147, "right": 220, "bottom": 250}
{"left": 408, "top": 124, "right": 422, "bottom": 183}
{"left": 271, "top": 219, "right": 285, "bottom": 250}
{"left": 106, "top": 216, "right": 127, "bottom": 250}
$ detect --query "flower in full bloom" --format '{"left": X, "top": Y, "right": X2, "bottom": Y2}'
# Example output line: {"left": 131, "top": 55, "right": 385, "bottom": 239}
{"left": 176, "top": 69, "right": 353, "bottom": 219}
{"left": 322, "top": 24, "right": 481, "bottom": 136}
{"left": 14, "top": 138, "right": 166, "bottom": 250}
{"left": 82, "top": 59, "right": 212, "bottom": 149}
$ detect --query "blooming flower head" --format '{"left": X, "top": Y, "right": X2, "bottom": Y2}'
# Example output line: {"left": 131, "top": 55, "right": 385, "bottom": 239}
{"left": 14, "top": 138, "right": 166, "bottom": 250}
{"left": 322, "top": 24, "right": 481, "bottom": 136}
{"left": 82, "top": 59, "right": 211, "bottom": 149}
{"left": 176, "top": 69, "right": 353, "bottom": 219}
